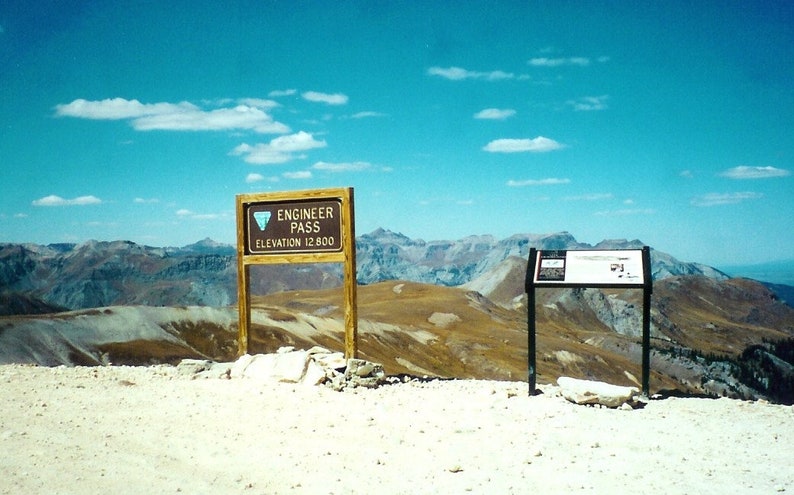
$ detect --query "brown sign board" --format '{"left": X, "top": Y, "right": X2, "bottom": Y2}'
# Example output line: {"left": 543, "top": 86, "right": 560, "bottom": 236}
{"left": 245, "top": 199, "right": 342, "bottom": 255}
{"left": 235, "top": 188, "right": 357, "bottom": 360}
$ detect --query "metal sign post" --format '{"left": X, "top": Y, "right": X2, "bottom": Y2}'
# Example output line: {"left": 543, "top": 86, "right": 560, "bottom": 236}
{"left": 525, "top": 246, "right": 653, "bottom": 396}
{"left": 236, "top": 187, "right": 357, "bottom": 359}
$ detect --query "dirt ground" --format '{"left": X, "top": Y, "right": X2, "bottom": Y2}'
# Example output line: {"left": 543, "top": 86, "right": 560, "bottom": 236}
{"left": 1, "top": 364, "right": 792, "bottom": 494}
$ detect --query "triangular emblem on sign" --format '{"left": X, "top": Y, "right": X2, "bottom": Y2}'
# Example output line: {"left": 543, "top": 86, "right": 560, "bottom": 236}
{"left": 253, "top": 211, "right": 271, "bottom": 231}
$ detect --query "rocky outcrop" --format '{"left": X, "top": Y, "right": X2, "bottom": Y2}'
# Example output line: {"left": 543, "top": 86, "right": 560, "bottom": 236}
{"left": 178, "top": 346, "right": 387, "bottom": 391}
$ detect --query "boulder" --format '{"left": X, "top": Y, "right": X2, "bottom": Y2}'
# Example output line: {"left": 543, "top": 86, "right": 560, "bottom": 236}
{"left": 243, "top": 350, "right": 310, "bottom": 383}
{"left": 557, "top": 376, "right": 639, "bottom": 408}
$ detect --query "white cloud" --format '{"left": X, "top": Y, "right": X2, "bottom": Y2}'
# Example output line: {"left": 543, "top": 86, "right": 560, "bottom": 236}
{"left": 301, "top": 91, "right": 349, "bottom": 105}
{"left": 55, "top": 98, "right": 290, "bottom": 134}
{"left": 680, "top": 170, "right": 694, "bottom": 179}
{"left": 54, "top": 98, "right": 194, "bottom": 119}
{"left": 269, "top": 89, "right": 297, "bottom": 97}
{"left": 566, "top": 95, "right": 608, "bottom": 111}
{"left": 312, "top": 161, "right": 371, "bottom": 172}
{"left": 237, "top": 98, "right": 280, "bottom": 109}
{"left": 483, "top": 136, "right": 563, "bottom": 153}
{"left": 245, "top": 173, "right": 265, "bottom": 183}
{"left": 564, "top": 193, "right": 614, "bottom": 201}
{"left": 507, "top": 178, "right": 570, "bottom": 187}
{"left": 132, "top": 105, "right": 289, "bottom": 133}
{"left": 230, "top": 131, "right": 327, "bottom": 164}
{"left": 133, "top": 197, "right": 159, "bottom": 204}
{"left": 32, "top": 195, "right": 102, "bottom": 206}
{"left": 283, "top": 171, "right": 312, "bottom": 179}
{"left": 720, "top": 166, "right": 791, "bottom": 179}
{"left": 594, "top": 208, "right": 655, "bottom": 216}
{"left": 349, "top": 111, "right": 386, "bottom": 119}
{"left": 427, "top": 66, "right": 514, "bottom": 81}
{"left": 474, "top": 108, "right": 516, "bottom": 120}
{"left": 691, "top": 192, "right": 763, "bottom": 207}
{"left": 528, "top": 57, "right": 591, "bottom": 67}
{"left": 175, "top": 208, "right": 227, "bottom": 221}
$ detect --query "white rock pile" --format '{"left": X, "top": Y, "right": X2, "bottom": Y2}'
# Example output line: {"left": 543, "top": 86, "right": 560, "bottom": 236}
{"left": 176, "top": 346, "right": 387, "bottom": 391}
{"left": 557, "top": 376, "right": 642, "bottom": 409}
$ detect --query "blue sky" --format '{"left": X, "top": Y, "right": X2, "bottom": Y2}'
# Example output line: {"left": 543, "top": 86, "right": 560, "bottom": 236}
{"left": 0, "top": 1, "right": 791, "bottom": 266}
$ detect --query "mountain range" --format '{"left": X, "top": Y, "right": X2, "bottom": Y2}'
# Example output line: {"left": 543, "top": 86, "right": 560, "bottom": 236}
{"left": 0, "top": 229, "right": 733, "bottom": 314}
{"left": 1, "top": 229, "right": 793, "bottom": 403}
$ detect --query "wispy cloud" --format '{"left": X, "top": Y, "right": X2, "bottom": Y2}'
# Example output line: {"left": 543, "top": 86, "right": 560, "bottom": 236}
{"left": 427, "top": 66, "right": 515, "bottom": 81}
{"left": 564, "top": 193, "right": 614, "bottom": 201}
{"left": 507, "top": 178, "right": 570, "bottom": 187}
{"left": 132, "top": 106, "right": 288, "bottom": 133}
{"left": 720, "top": 166, "right": 791, "bottom": 179}
{"left": 230, "top": 131, "right": 327, "bottom": 164}
{"left": 301, "top": 91, "right": 349, "bottom": 105}
{"left": 175, "top": 209, "right": 227, "bottom": 220}
{"left": 245, "top": 173, "right": 265, "bottom": 183}
{"left": 32, "top": 195, "right": 102, "bottom": 206}
{"left": 691, "top": 192, "right": 763, "bottom": 207}
{"left": 283, "top": 171, "right": 312, "bottom": 179}
{"left": 528, "top": 57, "right": 592, "bottom": 67}
{"left": 312, "top": 161, "right": 371, "bottom": 172}
{"left": 54, "top": 98, "right": 191, "bottom": 119}
{"left": 348, "top": 111, "right": 387, "bottom": 119}
{"left": 268, "top": 89, "right": 297, "bottom": 97}
{"left": 594, "top": 208, "right": 655, "bottom": 216}
{"left": 474, "top": 108, "right": 516, "bottom": 120}
{"left": 133, "top": 197, "right": 159, "bottom": 204}
{"left": 483, "top": 136, "right": 563, "bottom": 153}
{"left": 566, "top": 95, "right": 608, "bottom": 111}
{"left": 54, "top": 98, "right": 290, "bottom": 134}
{"left": 236, "top": 98, "right": 280, "bottom": 109}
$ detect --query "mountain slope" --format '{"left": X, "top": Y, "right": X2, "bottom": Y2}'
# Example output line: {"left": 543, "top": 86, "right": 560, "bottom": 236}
{"left": 2, "top": 273, "right": 793, "bottom": 402}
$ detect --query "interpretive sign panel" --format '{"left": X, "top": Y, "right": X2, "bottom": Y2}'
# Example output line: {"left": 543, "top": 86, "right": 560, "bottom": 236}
{"left": 246, "top": 199, "right": 342, "bottom": 255}
{"left": 525, "top": 246, "right": 653, "bottom": 397}
{"left": 533, "top": 249, "right": 646, "bottom": 286}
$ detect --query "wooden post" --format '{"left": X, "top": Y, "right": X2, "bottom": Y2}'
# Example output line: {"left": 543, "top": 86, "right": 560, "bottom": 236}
{"left": 342, "top": 188, "right": 357, "bottom": 359}
{"left": 236, "top": 196, "right": 250, "bottom": 356}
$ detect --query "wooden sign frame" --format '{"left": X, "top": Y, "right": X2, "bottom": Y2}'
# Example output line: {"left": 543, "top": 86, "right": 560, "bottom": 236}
{"left": 236, "top": 187, "right": 357, "bottom": 359}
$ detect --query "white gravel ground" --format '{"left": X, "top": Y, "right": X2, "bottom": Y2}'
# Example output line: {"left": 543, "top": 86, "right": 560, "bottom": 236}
{"left": 1, "top": 364, "right": 792, "bottom": 494}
